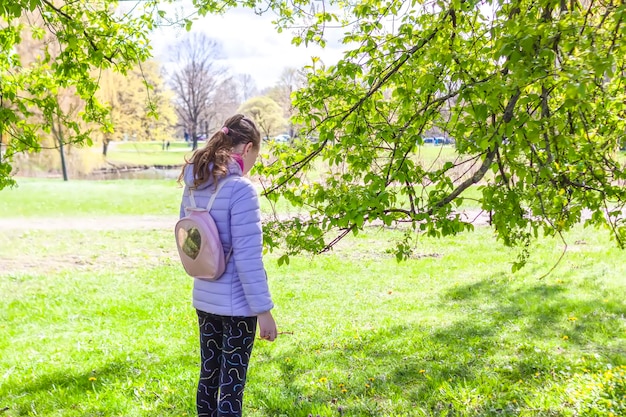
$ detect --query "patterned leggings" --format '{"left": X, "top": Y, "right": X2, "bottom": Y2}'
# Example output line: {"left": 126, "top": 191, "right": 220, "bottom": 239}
{"left": 196, "top": 310, "right": 257, "bottom": 417}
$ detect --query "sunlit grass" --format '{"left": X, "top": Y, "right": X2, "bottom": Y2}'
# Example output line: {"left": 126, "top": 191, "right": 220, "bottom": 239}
{"left": 106, "top": 141, "right": 191, "bottom": 166}
{"left": 0, "top": 178, "right": 182, "bottom": 216}
{"left": 1, "top": 180, "right": 624, "bottom": 417}
{"left": 0, "top": 179, "right": 301, "bottom": 217}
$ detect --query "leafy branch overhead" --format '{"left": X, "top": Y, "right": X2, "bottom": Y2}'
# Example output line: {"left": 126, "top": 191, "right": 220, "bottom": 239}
{"left": 0, "top": 0, "right": 157, "bottom": 189}
{"left": 247, "top": 0, "right": 626, "bottom": 267}
{"left": 2, "top": 0, "right": 625, "bottom": 269}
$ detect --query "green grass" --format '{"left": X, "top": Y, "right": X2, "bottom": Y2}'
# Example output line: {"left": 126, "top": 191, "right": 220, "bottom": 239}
{"left": 105, "top": 141, "right": 192, "bottom": 166}
{"left": 0, "top": 178, "right": 484, "bottom": 222}
{"left": 1, "top": 179, "right": 624, "bottom": 417}
{"left": 103, "top": 141, "right": 460, "bottom": 170}
{"left": 112, "top": 141, "right": 191, "bottom": 153}
{"left": 415, "top": 144, "right": 458, "bottom": 162}
{"left": 0, "top": 177, "right": 485, "bottom": 222}
{"left": 0, "top": 179, "right": 303, "bottom": 217}
{"left": 0, "top": 178, "right": 182, "bottom": 216}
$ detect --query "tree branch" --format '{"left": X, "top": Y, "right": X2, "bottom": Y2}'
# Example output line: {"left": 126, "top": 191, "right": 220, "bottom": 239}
{"left": 430, "top": 90, "right": 520, "bottom": 211}
{"left": 41, "top": 0, "right": 116, "bottom": 64}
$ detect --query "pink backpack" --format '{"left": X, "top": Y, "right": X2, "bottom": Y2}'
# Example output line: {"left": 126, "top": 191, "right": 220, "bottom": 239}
{"left": 175, "top": 177, "right": 234, "bottom": 280}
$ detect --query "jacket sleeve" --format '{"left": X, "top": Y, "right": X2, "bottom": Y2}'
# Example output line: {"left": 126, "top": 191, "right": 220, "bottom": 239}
{"left": 230, "top": 179, "right": 274, "bottom": 314}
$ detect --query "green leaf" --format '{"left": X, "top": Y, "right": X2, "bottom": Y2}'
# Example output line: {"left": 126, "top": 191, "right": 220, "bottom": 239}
{"left": 278, "top": 254, "right": 290, "bottom": 266}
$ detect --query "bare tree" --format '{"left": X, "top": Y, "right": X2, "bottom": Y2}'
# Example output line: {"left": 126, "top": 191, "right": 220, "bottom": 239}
{"left": 266, "top": 67, "right": 306, "bottom": 138}
{"left": 212, "top": 78, "right": 241, "bottom": 130}
{"left": 167, "top": 32, "right": 227, "bottom": 150}
{"left": 237, "top": 73, "right": 258, "bottom": 102}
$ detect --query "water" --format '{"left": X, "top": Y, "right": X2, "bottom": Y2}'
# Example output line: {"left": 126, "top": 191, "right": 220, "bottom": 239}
{"left": 86, "top": 166, "right": 181, "bottom": 180}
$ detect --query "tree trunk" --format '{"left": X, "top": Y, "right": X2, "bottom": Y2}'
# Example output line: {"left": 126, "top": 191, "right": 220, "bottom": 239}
{"left": 59, "top": 139, "right": 68, "bottom": 181}
{"left": 102, "top": 136, "right": 110, "bottom": 156}
{"left": 191, "top": 127, "right": 198, "bottom": 150}
{"left": 52, "top": 114, "right": 69, "bottom": 181}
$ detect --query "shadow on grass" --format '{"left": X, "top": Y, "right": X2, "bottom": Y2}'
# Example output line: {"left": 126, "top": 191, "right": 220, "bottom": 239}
{"left": 1, "top": 355, "right": 195, "bottom": 416}
{"left": 258, "top": 276, "right": 625, "bottom": 416}
{"left": 3, "top": 276, "right": 623, "bottom": 417}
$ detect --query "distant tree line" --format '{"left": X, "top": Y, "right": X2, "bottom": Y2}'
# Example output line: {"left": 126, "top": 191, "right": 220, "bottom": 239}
{"left": 1, "top": 3, "right": 304, "bottom": 181}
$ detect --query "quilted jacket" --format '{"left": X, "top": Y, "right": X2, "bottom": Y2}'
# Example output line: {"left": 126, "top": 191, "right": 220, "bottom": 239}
{"left": 179, "top": 161, "right": 274, "bottom": 317}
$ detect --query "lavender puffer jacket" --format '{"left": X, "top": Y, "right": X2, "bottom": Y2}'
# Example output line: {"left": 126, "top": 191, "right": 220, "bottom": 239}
{"left": 179, "top": 162, "right": 274, "bottom": 317}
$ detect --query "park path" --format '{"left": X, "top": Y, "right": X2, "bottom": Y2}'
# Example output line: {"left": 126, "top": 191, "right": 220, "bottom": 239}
{"left": 0, "top": 211, "right": 490, "bottom": 275}
{"left": 0, "top": 215, "right": 180, "bottom": 275}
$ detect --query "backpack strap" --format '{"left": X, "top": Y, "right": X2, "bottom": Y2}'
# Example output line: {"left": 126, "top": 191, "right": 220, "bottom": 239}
{"left": 187, "top": 176, "right": 235, "bottom": 211}
{"left": 186, "top": 186, "right": 197, "bottom": 210}
{"left": 189, "top": 176, "right": 236, "bottom": 262}
{"left": 205, "top": 176, "right": 235, "bottom": 211}
{"left": 211, "top": 176, "right": 236, "bottom": 262}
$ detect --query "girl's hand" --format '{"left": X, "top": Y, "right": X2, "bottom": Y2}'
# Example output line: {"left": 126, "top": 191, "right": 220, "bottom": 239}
{"left": 258, "top": 311, "right": 277, "bottom": 342}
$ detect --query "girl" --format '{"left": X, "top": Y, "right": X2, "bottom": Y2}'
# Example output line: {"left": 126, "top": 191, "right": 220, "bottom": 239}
{"left": 178, "top": 114, "right": 277, "bottom": 417}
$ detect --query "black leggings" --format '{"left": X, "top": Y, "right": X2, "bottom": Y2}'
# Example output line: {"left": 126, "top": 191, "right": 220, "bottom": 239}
{"left": 196, "top": 310, "right": 257, "bottom": 417}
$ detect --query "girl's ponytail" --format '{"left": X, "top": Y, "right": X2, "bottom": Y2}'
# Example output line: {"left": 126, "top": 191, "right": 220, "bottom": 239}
{"left": 179, "top": 114, "right": 261, "bottom": 189}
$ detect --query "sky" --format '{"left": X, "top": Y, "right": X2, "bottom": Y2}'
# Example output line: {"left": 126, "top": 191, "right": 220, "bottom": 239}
{"left": 120, "top": 1, "right": 498, "bottom": 91}
{"left": 142, "top": 1, "right": 347, "bottom": 90}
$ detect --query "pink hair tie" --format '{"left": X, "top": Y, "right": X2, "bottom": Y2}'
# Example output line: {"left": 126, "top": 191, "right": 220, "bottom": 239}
{"left": 221, "top": 127, "right": 229, "bottom": 135}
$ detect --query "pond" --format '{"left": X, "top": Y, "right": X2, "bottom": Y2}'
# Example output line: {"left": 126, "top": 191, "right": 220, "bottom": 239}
{"left": 85, "top": 166, "right": 181, "bottom": 180}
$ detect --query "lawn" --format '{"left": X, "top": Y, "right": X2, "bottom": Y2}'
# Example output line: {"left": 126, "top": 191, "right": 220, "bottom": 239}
{"left": 102, "top": 141, "right": 461, "bottom": 170}
{"left": 0, "top": 179, "right": 624, "bottom": 417}
{"left": 0, "top": 179, "right": 305, "bottom": 217}
{"left": 105, "top": 141, "right": 192, "bottom": 167}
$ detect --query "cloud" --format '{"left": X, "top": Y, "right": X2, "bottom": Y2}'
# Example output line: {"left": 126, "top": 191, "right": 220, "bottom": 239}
{"left": 148, "top": 4, "right": 346, "bottom": 90}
